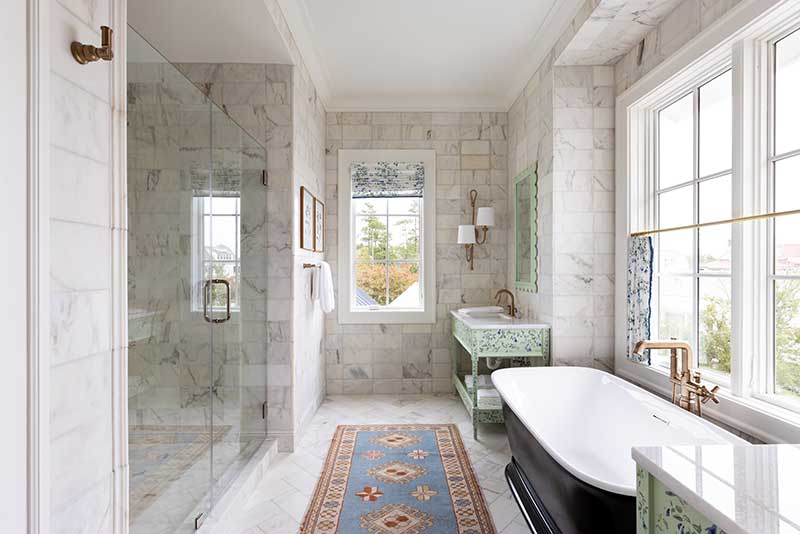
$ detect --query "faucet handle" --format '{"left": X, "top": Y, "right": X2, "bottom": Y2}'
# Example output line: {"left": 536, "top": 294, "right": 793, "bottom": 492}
{"left": 700, "top": 384, "right": 720, "bottom": 404}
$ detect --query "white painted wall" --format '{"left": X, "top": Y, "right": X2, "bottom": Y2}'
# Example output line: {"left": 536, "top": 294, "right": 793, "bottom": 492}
{"left": 0, "top": 2, "right": 30, "bottom": 532}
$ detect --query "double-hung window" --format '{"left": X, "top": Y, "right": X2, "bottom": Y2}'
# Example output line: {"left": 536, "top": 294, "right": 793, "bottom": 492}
{"left": 619, "top": 2, "right": 800, "bottom": 430}
{"left": 337, "top": 150, "right": 436, "bottom": 324}
{"left": 767, "top": 28, "right": 800, "bottom": 402}
{"left": 653, "top": 70, "right": 733, "bottom": 381}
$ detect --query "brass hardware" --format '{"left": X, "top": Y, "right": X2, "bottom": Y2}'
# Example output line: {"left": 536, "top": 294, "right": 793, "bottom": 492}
{"left": 71, "top": 26, "right": 114, "bottom": 65}
{"left": 632, "top": 339, "right": 720, "bottom": 417}
{"left": 630, "top": 208, "right": 800, "bottom": 238}
{"left": 495, "top": 289, "right": 518, "bottom": 318}
{"left": 202, "top": 279, "right": 231, "bottom": 323}
{"left": 463, "top": 189, "right": 491, "bottom": 271}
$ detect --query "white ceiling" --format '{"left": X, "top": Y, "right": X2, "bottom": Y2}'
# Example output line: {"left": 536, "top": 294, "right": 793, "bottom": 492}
{"left": 283, "top": 0, "right": 584, "bottom": 111}
{"left": 128, "top": 0, "right": 292, "bottom": 64}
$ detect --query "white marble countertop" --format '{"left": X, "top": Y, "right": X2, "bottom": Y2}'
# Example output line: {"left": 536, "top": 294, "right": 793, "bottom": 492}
{"left": 633, "top": 444, "right": 800, "bottom": 534}
{"left": 449, "top": 309, "right": 550, "bottom": 330}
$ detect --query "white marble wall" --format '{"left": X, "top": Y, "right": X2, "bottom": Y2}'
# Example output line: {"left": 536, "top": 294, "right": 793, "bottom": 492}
{"left": 508, "top": 54, "right": 556, "bottom": 328}
{"left": 507, "top": 20, "right": 616, "bottom": 370}
{"left": 291, "top": 59, "right": 327, "bottom": 443}
{"left": 49, "top": 0, "right": 117, "bottom": 531}
{"left": 175, "top": 62, "right": 298, "bottom": 449}
{"left": 551, "top": 65, "right": 616, "bottom": 370}
{"left": 615, "top": 0, "right": 743, "bottom": 93}
{"left": 555, "top": 0, "right": 687, "bottom": 66}
{"left": 324, "top": 111, "right": 509, "bottom": 394}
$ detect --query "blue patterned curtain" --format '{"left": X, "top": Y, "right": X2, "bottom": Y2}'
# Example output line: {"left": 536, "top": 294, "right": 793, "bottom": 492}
{"left": 627, "top": 235, "right": 654, "bottom": 365}
{"left": 351, "top": 162, "right": 424, "bottom": 198}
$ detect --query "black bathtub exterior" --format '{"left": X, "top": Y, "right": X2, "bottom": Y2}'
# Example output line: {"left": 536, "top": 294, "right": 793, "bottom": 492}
{"left": 503, "top": 403, "right": 635, "bottom": 533}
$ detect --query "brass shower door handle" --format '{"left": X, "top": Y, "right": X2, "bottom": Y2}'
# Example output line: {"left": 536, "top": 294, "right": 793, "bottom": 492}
{"left": 203, "top": 279, "right": 231, "bottom": 323}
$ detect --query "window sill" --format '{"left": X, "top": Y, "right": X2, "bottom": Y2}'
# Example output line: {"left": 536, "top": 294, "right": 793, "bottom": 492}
{"left": 338, "top": 307, "right": 435, "bottom": 325}
{"left": 616, "top": 359, "right": 800, "bottom": 444}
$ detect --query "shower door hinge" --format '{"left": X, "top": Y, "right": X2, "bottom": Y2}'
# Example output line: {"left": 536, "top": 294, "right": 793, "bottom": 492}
{"left": 261, "top": 401, "right": 267, "bottom": 419}
{"left": 262, "top": 169, "right": 268, "bottom": 187}
{"left": 194, "top": 512, "right": 205, "bottom": 530}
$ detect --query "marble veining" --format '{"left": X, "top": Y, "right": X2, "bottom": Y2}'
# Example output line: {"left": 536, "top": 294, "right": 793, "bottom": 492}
{"left": 325, "top": 111, "right": 509, "bottom": 395}
{"left": 556, "top": 0, "right": 686, "bottom": 66}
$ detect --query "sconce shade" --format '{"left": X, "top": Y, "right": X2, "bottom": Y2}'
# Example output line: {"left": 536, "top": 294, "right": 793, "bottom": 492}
{"left": 476, "top": 207, "right": 495, "bottom": 227}
{"left": 458, "top": 224, "right": 477, "bottom": 244}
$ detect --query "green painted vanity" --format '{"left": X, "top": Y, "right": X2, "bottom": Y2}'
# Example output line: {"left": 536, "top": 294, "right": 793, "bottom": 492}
{"left": 450, "top": 309, "right": 550, "bottom": 438}
{"left": 632, "top": 443, "right": 800, "bottom": 534}
{"left": 635, "top": 466, "right": 723, "bottom": 534}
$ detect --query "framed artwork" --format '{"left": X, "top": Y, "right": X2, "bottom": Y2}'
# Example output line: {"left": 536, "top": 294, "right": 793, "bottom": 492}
{"left": 300, "top": 186, "right": 314, "bottom": 251}
{"left": 314, "top": 197, "right": 325, "bottom": 252}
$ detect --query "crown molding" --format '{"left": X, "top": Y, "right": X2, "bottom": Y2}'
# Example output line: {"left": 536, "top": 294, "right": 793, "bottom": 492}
{"left": 275, "top": 0, "right": 332, "bottom": 108}
{"left": 326, "top": 94, "right": 509, "bottom": 113}
{"left": 502, "top": 0, "right": 585, "bottom": 110}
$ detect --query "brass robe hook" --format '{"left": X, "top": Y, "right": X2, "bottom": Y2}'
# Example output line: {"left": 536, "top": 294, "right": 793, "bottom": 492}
{"left": 71, "top": 26, "right": 114, "bottom": 64}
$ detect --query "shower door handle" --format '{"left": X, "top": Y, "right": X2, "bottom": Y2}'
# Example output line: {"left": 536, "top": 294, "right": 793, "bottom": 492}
{"left": 203, "top": 279, "right": 231, "bottom": 323}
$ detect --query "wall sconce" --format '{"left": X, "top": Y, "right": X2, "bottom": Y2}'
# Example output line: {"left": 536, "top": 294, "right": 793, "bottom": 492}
{"left": 457, "top": 189, "right": 495, "bottom": 271}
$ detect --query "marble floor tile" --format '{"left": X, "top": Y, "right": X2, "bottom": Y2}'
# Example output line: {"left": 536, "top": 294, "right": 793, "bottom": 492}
{"left": 225, "top": 394, "right": 525, "bottom": 534}
{"left": 129, "top": 425, "right": 267, "bottom": 534}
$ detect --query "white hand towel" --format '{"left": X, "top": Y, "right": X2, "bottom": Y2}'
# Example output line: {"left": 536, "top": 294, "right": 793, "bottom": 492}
{"left": 310, "top": 265, "right": 321, "bottom": 301}
{"left": 319, "top": 261, "right": 335, "bottom": 313}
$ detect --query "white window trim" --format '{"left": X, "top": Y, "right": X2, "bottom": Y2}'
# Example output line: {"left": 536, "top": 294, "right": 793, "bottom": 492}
{"left": 616, "top": 0, "right": 800, "bottom": 443}
{"left": 337, "top": 149, "right": 437, "bottom": 324}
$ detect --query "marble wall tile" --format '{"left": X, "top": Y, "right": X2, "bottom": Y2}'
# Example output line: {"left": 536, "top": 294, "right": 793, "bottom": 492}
{"left": 325, "top": 110, "right": 508, "bottom": 394}
{"left": 555, "top": 0, "right": 686, "bottom": 66}
{"left": 508, "top": 22, "right": 618, "bottom": 370}
{"left": 614, "top": 0, "right": 742, "bottom": 93}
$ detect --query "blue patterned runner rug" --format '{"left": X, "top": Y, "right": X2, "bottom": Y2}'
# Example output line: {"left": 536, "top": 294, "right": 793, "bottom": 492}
{"left": 300, "top": 424, "right": 496, "bottom": 534}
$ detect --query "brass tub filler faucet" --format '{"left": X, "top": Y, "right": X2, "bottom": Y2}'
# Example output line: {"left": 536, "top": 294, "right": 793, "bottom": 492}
{"left": 632, "top": 340, "right": 720, "bottom": 417}
{"left": 495, "top": 289, "right": 518, "bottom": 318}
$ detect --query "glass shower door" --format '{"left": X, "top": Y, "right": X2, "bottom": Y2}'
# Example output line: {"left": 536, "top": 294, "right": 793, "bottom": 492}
{"left": 128, "top": 25, "right": 269, "bottom": 533}
{"left": 205, "top": 105, "right": 269, "bottom": 506}
{"left": 127, "top": 25, "right": 215, "bottom": 533}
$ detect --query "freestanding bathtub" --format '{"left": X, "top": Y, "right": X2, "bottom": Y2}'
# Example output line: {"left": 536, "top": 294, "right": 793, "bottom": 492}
{"left": 492, "top": 367, "right": 746, "bottom": 534}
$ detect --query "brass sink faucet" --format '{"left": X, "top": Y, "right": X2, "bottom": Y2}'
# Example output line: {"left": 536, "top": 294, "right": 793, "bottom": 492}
{"left": 632, "top": 339, "right": 720, "bottom": 417}
{"left": 495, "top": 289, "right": 518, "bottom": 318}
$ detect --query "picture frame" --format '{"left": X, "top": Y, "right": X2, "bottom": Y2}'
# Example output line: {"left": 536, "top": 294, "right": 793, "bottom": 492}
{"left": 314, "top": 197, "right": 325, "bottom": 252}
{"left": 300, "top": 186, "right": 314, "bottom": 251}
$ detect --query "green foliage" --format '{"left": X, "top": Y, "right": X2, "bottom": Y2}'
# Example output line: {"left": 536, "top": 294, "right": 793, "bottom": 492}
{"left": 699, "top": 280, "right": 800, "bottom": 396}
{"left": 354, "top": 200, "right": 420, "bottom": 305}
{"left": 776, "top": 280, "right": 800, "bottom": 396}
{"left": 699, "top": 294, "right": 732, "bottom": 373}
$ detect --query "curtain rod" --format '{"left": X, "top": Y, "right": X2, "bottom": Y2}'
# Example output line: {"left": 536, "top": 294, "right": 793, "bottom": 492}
{"left": 630, "top": 208, "right": 800, "bottom": 237}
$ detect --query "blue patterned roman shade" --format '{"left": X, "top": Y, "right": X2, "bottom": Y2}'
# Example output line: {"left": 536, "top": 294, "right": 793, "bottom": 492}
{"left": 627, "top": 235, "right": 654, "bottom": 365}
{"left": 350, "top": 161, "right": 425, "bottom": 198}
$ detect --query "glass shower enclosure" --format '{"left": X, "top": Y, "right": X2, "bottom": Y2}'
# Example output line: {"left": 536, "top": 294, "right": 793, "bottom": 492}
{"left": 127, "top": 26, "right": 268, "bottom": 533}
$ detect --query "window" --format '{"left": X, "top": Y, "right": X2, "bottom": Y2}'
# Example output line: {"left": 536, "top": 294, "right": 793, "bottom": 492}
{"left": 619, "top": 1, "right": 800, "bottom": 431}
{"left": 653, "top": 71, "right": 733, "bottom": 380}
{"left": 769, "top": 28, "right": 800, "bottom": 401}
{"left": 192, "top": 195, "right": 241, "bottom": 313}
{"left": 338, "top": 150, "right": 436, "bottom": 324}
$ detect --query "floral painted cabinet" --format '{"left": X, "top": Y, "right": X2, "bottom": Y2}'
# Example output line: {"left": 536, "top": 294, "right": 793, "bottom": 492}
{"left": 450, "top": 313, "right": 550, "bottom": 439}
{"left": 636, "top": 466, "right": 725, "bottom": 534}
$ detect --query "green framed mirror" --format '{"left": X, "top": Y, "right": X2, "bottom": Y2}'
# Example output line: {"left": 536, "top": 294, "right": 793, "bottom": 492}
{"left": 514, "top": 164, "right": 538, "bottom": 292}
